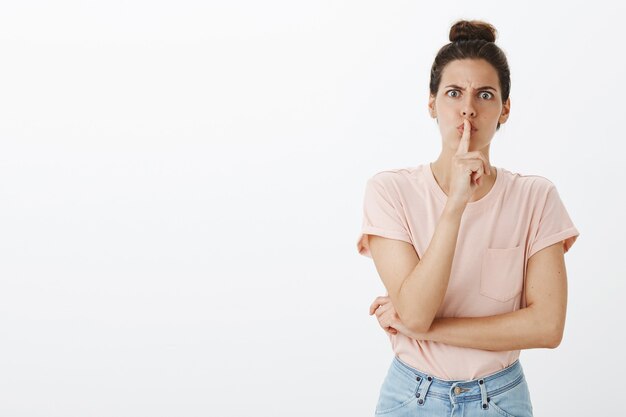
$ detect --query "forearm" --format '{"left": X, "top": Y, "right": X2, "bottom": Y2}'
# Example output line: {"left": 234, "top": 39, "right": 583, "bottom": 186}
{"left": 413, "top": 307, "right": 555, "bottom": 351}
{"left": 398, "top": 202, "right": 465, "bottom": 332}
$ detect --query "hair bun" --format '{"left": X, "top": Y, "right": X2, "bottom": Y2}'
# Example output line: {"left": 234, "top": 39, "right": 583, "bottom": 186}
{"left": 449, "top": 19, "right": 497, "bottom": 43}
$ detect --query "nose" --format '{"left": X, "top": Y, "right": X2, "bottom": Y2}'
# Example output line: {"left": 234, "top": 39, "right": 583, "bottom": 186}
{"left": 461, "top": 96, "right": 476, "bottom": 117}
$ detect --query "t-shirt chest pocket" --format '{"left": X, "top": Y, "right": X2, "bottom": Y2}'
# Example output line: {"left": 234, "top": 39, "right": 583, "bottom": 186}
{"left": 480, "top": 244, "right": 525, "bottom": 302}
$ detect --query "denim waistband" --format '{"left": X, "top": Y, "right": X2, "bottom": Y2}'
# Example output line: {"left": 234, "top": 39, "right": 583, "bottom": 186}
{"left": 392, "top": 355, "right": 525, "bottom": 406}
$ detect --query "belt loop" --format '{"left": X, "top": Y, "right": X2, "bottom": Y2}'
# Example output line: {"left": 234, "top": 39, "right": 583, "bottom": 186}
{"left": 478, "top": 378, "right": 489, "bottom": 411}
{"left": 416, "top": 375, "right": 434, "bottom": 406}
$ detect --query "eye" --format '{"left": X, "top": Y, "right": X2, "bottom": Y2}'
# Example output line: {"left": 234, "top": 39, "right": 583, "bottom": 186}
{"left": 446, "top": 90, "right": 494, "bottom": 100}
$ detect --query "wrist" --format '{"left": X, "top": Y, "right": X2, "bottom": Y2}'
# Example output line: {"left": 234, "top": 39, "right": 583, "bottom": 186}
{"left": 443, "top": 200, "right": 466, "bottom": 217}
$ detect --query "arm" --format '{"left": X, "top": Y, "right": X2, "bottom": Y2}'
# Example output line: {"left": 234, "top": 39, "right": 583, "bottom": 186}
{"left": 369, "top": 200, "right": 466, "bottom": 333}
{"left": 404, "top": 241, "right": 567, "bottom": 350}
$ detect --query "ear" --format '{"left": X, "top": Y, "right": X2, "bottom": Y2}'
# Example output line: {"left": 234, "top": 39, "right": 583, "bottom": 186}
{"left": 428, "top": 94, "right": 436, "bottom": 118}
{"left": 499, "top": 97, "right": 511, "bottom": 124}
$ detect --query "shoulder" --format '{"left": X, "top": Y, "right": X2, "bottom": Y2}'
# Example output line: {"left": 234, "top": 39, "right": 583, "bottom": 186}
{"left": 367, "top": 166, "right": 420, "bottom": 191}
{"left": 499, "top": 167, "right": 558, "bottom": 198}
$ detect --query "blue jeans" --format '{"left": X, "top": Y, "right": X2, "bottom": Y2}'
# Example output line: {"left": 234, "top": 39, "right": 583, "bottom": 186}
{"left": 374, "top": 356, "right": 533, "bottom": 416}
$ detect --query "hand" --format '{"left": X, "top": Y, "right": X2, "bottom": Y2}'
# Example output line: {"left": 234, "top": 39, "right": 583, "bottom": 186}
{"left": 369, "top": 295, "right": 399, "bottom": 335}
{"left": 369, "top": 295, "right": 426, "bottom": 340}
{"left": 448, "top": 119, "right": 492, "bottom": 205}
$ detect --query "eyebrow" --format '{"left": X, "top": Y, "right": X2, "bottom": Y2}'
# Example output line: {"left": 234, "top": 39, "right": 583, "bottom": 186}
{"left": 444, "top": 84, "right": 498, "bottom": 92}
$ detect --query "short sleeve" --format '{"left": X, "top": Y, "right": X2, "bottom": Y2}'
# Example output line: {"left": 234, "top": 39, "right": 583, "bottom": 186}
{"left": 356, "top": 175, "right": 413, "bottom": 258}
{"left": 528, "top": 184, "right": 580, "bottom": 259}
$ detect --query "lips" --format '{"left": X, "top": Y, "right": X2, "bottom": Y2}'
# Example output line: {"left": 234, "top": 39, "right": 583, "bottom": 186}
{"left": 457, "top": 122, "right": 477, "bottom": 132}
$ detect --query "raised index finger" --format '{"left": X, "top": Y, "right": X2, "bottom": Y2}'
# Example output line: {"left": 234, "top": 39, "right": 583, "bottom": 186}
{"left": 455, "top": 119, "right": 471, "bottom": 155}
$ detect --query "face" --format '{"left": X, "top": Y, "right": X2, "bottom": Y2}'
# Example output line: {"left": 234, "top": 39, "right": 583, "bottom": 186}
{"left": 428, "top": 58, "right": 510, "bottom": 153}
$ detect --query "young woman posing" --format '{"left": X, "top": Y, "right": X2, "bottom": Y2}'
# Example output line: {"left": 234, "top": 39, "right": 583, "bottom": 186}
{"left": 357, "top": 19, "right": 579, "bottom": 417}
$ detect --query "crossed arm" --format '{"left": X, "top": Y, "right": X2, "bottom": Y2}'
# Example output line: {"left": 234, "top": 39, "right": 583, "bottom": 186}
{"left": 370, "top": 241, "right": 568, "bottom": 351}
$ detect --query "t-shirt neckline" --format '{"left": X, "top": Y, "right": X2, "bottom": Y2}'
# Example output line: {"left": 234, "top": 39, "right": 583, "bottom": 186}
{"left": 423, "top": 162, "right": 504, "bottom": 213}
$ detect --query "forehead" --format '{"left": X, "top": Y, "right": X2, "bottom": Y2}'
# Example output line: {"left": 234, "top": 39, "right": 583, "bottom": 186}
{"left": 440, "top": 59, "right": 499, "bottom": 88}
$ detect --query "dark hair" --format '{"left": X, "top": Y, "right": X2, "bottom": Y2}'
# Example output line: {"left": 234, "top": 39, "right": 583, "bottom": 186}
{"left": 429, "top": 19, "right": 511, "bottom": 130}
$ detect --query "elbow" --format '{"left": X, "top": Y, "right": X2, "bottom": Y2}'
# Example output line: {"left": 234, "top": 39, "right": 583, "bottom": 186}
{"left": 544, "top": 324, "right": 564, "bottom": 349}
{"left": 397, "top": 285, "right": 435, "bottom": 334}
{"left": 396, "top": 310, "right": 430, "bottom": 334}
{"left": 531, "top": 305, "right": 565, "bottom": 348}
{"left": 406, "top": 316, "right": 434, "bottom": 334}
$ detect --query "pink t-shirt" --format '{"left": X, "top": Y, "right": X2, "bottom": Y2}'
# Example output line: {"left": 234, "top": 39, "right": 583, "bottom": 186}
{"left": 357, "top": 163, "right": 580, "bottom": 380}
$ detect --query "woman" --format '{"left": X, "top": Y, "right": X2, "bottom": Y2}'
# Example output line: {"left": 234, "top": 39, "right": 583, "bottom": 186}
{"left": 356, "top": 19, "right": 579, "bottom": 417}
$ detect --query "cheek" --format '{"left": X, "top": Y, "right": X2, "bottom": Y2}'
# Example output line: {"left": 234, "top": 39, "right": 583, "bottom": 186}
{"left": 436, "top": 113, "right": 456, "bottom": 126}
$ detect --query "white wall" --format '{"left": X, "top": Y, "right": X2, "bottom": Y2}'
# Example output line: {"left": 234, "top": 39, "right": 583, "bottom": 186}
{"left": 0, "top": 1, "right": 622, "bottom": 416}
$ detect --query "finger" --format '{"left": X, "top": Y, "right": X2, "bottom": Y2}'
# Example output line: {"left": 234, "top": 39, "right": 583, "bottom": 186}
{"left": 471, "top": 152, "right": 491, "bottom": 176}
{"left": 369, "top": 298, "right": 380, "bottom": 315}
{"left": 369, "top": 296, "right": 385, "bottom": 314}
{"left": 375, "top": 304, "right": 389, "bottom": 318}
{"left": 457, "top": 160, "right": 485, "bottom": 183}
{"left": 472, "top": 171, "right": 481, "bottom": 186}
{"left": 457, "top": 151, "right": 491, "bottom": 175}
{"left": 455, "top": 119, "right": 471, "bottom": 156}
{"left": 459, "top": 152, "right": 491, "bottom": 175}
{"left": 369, "top": 295, "right": 390, "bottom": 315}
{"left": 369, "top": 300, "right": 381, "bottom": 315}
{"left": 377, "top": 315, "right": 389, "bottom": 330}
{"left": 472, "top": 168, "right": 485, "bottom": 185}
{"left": 483, "top": 160, "right": 491, "bottom": 176}
{"left": 372, "top": 301, "right": 390, "bottom": 317}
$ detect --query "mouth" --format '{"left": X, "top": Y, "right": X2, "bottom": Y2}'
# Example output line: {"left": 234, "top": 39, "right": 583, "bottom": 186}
{"left": 457, "top": 122, "right": 478, "bottom": 133}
